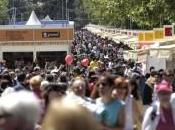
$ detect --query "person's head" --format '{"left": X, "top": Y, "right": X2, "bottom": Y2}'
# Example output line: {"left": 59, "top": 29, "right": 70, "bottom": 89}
{"left": 42, "top": 98, "right": 99, "bottom": 130}
{"left": 73, "top": 67, "right": 81, "bottom": 77}
{"left": 150, "top": 71, "right": 158, "bottom": 78}
{"left": 0, "top": 91, "right": 40, "bottom": 130}
{"left": 114, "top": 76, "right": 128, "bottom": 100}
{"left": 59, "top": 72, "right": 67, "bottom": 83}
{"left": 163, "top": 69, "right": 174, "bottom": 84}
{"left": 40, "top": 80, "right": 49, "bottom": 92}
{"left": 17, "top": 72, "right": 26, "bottom": 83}
{"left": 45, "top": 74, "right": 54, "bottom": 82}
{"left": 34, "top": 66, "right": 40, "bottom": 73}
{"left": 30, "top": 75, "right": 42, "bottom": 90}
{"left": 158, "top": 69, "right": 164, "bottom": 74}
{"left": 149, "top": 66, "right": 155, "bottom": 73}
{"left": 0, "top": 80, "right": 10, "bottom": 91}
{"left": 156, "top": 80, "right": 173, "bottom": 108}
{"left": 30, "top": 75, "right": 43, "bottom": 99}
{"left": 44, "top": 83, "right": 67, "bottom": 107}
{"left": 15, "top": 68, "right": 20, "bottom": 75}
{"left": 70, "top": 78, "right": 86, "bottom": 98}
{"left": 9, "top": 71, "right": 16, "bottom": 79}
{"left": 2, "top": 74, "right": 12, "bottom": 85}
{"left": 96, "top": 74, "right": 115, "bottom": 102}
{"left": 146, "top": 71, "right": 158, "bottom": 86}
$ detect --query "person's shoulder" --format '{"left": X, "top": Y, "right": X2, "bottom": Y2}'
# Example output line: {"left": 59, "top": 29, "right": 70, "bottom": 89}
{"left": 14, "top": 83, "right": 24, "bottom": 91}
{"left": 170, "top": 93, "right": 175, "bottom": 107}
{"left": 1, "top": 87, "right": 15, "bottom": 96}
{"left": 142, "top": 106, "right": 156, "bottom": 130}
{"left": 171, "top": 93, "right": 175, "bottom": 98}
{"left": 145, "top": 102, "right": 159, "bottom": 118}
{"left": 114, "top": 99, "right": 125, "bottom": 107}
{"left": 96, "top": 97, "right": 102, "bottom": 102}
{"left": 96, "top": 97, "right": 103, "bottom": 105}
{"left": 85, "top": 97, "right": 95, "bottom": 104}
{"left": 145, "top": 105, "right": 154, "bottom": 114}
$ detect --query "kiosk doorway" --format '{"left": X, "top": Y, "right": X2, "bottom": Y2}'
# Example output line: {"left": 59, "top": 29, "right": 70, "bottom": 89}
{"left": 3, "top": 52, "right": 33, "bottom": 69}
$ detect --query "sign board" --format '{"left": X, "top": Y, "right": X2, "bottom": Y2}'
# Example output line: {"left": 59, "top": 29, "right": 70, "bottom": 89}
{"left": 154, "top": 28, "right": 164, "bottom": 39}
{"left": 145, "top": 31, "right": 154, "bottom": 41}
{"left": 5, "top": 30, "right": 33, "bottom": 41}
{"left": 42, "top": 32, "right": 60, "bottom": 38}
{"left": 138, "top": 32, "right": 144, "bottom": 41}
{"left": 0, "top": 28, "right": 74, "bottom": 42}
{"left": 164, "top": 25, "right": 173, "bottom": 37}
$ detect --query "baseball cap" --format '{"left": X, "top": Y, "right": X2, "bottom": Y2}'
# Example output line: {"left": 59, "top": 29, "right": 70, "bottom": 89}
{"left": 156, "top": 80, "right": 173, "bottom": 93}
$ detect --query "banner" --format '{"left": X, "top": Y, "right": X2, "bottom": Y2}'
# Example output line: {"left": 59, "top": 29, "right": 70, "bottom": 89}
{"left": 145, "top": 31, "right": 154, "bottom": 41}
{"left": 154, "top": 28, "right": 164, "bottom": 39}
{"left": 0, "top": 28, "right": 74, "bottom": 42}
{"left": 138, "top": 32, "right": 144, "bottom": 41}
{"left": 164, "top": 25, "right": 173, "bottom": 37}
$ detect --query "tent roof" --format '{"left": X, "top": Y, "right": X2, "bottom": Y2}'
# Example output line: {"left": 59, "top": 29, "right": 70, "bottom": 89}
{"left": 26, "top": 11, "right": 41, "bottom": 25}
{"left": 42, "top": 15, "right": 52, "bottom": 21}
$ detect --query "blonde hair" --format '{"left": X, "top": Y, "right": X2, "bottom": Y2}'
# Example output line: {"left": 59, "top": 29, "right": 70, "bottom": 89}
{"left": 42, "top": 98, "right": 99, "bottom": 130}
{"left": 30, "top": 75, "right": 42, "bottom": 90}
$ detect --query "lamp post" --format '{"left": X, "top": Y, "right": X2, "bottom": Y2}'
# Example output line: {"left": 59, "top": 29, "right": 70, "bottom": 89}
{"left": 12, "top": 0, "right": 16, "bottom": 25}
{"left": 62, "top": 0, "right": 64, "bottom": 19}
{"left": 66, "top": 0, "right": 68, "bottom": 20}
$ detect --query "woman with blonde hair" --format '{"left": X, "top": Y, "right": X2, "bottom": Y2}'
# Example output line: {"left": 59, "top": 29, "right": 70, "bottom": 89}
{"left": 95, "top": 74, "right": 125, "bottom": 130}
{"left": 42, "top": 98, "right": 99, "bottom": 130}
{"left": 114, "top": 77, "right": 142, "bottom": 130}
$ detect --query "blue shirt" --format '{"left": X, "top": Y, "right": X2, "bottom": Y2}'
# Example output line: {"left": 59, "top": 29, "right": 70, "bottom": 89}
{"left": 96, "top": 98, "right": 125, "bottom": 128}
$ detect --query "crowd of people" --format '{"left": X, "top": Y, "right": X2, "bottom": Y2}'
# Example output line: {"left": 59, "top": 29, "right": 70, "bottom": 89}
{"left": 0, "top": 29, "right": 174, "bottom": 130}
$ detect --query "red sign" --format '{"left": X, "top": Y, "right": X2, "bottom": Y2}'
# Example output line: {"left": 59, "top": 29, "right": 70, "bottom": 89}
{"left": 165, "top": 27, "right": 172, "bottom": 36}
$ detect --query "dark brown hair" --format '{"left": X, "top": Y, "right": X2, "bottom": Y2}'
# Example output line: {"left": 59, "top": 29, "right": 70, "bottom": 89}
{"left": 90, "top": 73, "right": 115, "bottom": 99}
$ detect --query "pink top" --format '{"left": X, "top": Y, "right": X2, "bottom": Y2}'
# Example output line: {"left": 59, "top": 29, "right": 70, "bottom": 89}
{"left": 156, "top": 107, "right": 175, "bottom": 130}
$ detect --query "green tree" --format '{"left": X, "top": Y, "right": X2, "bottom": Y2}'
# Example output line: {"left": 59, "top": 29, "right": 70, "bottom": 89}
{"left": 0, "top": 0, "right": 9, "bottom": 24}
{"left": 83, "top": 0, "right": 175, "bottom": 29}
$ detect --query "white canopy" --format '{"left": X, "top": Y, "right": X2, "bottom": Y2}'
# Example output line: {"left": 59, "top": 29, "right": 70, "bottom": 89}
{"left": 42, "top": 15, "right": 52, "bottom": 21}
{"left": 26, "top": 11, "right": 41, "bottom": 25}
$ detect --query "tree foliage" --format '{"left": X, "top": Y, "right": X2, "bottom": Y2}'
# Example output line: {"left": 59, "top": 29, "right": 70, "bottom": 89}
{"left": 0, "top": 0, "right": 175, "bottom": 29}
{"left": 0, "top": 0, "right": 9, "bottom": 24}
{"left": 0, "top": 0, "right": 88, "bottom": 27}
{"left": 83, "top": 0, "right": 175, "bottom": 29}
